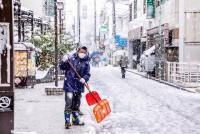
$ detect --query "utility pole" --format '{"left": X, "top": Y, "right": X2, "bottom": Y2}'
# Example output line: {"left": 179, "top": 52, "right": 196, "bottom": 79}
{"left": 31, "top": 11, "right": 34, "bottom": 38}
{"left": 0, "top": 0, "right": 14, "bottom": 134}
{"left": 158, "top": 0, "right": 165, "bottom": 80}
{"left": 16, "top": 2, "right": 21, "bottom": 42}
{"left": 179, "top": 0, "right": 185, "bottom": 62}
{"left": 22, "top": 20, "right": 25, "bottom": 42}
{"left": 59, "top": 9, "right": 62, "bottom": 44}
{"left": 111, "top": 0, "right": 116, "bottom": 64}
{"left": 112, "top": 0, "right": 116, "bottom": 40}
{"left": 158, "top": 0, "right": 162, "bottom": 80}
{"left": 77, "top": 0, "right": 81, "bottom": 47}
{"left": 54, "top": 0, "right": 58, "bottom": 87}
{"left": 94, "top": 0, "right": 97, "bottom": 45}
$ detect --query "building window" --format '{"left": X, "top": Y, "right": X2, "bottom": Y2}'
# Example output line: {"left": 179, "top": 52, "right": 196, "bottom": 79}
{"left": 133, "top": 0, "right": 137, "bottom": 19}
{"left": 129, "top": 4, "right": 133, "bottom": 21}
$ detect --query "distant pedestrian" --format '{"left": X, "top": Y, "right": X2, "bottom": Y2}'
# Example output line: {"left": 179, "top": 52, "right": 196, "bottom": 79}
{"left": 119, "top": 56, "right": 128, "bottom": 78}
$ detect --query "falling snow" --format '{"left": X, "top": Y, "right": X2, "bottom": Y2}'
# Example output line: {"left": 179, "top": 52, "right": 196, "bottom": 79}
{"left": 14, "top": 66, "right": 200, "bottom": 134}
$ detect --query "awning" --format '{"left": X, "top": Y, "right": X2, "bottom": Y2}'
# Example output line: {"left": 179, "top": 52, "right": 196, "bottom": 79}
{"left": 144, "top": 45, "right": 155, "bottom": 55}
{"left": 128, "top": 27, "right": 142, "bottom": 40}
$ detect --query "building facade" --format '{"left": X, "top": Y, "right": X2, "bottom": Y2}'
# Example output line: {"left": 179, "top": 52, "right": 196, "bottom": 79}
{"left": 128, "top": 0, "right": 200, "bottom": 80}
{"left": 99, "top": 2, "right": 129, "bottom": 64}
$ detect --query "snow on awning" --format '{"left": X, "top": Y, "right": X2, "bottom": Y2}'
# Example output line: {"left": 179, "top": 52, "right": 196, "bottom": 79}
{"left": 144, "top": 45, "right": 155, "bottom": 55}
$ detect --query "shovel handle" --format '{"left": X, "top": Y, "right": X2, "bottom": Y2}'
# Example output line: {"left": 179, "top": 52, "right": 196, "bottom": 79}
{"left": 67, "top": 60, "right": 99, "bottom": 103}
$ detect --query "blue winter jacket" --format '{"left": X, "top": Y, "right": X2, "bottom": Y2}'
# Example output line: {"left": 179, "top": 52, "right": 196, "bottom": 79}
{"left": 59, "top": 53, "right": 91, "bottom": 93}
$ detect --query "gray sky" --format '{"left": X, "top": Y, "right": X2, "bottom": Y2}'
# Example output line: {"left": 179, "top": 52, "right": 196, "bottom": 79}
{"left": 65, "top": 0, "right": 106, "bottom": 31}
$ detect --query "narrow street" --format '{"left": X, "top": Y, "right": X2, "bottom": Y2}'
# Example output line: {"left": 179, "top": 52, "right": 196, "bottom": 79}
{"left": 15, "top": 66, "right": 200, "bottom": 134}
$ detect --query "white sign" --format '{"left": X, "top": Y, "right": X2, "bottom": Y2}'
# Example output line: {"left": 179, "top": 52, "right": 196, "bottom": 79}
{"left": 0, "top": 96, "right": 11, "bottom": 108}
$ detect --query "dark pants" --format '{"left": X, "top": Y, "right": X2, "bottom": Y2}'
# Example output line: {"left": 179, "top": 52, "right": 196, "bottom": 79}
{"left": 65, "top": 92, "right": 82, "bottom": 112}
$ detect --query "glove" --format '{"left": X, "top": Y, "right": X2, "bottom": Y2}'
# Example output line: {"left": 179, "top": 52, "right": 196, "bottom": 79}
{"left": 80, "top": 78, "right": 86, "bottom": 84}
{"left": 62, "top": 54, "right": 69, "bottom": 62}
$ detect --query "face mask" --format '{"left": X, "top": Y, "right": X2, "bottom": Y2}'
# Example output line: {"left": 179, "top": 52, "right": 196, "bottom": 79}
{"left": 78, "top": 53, "right": 86, "bottom": 59}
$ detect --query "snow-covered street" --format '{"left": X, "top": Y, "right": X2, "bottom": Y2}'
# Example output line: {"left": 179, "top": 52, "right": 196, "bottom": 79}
{"left": 15, "top": 66, "right": 200, "bottom": 134}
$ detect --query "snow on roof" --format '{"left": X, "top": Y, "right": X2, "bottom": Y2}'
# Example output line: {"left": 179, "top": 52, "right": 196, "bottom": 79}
{"left": 34, "top": 15, "right": 41, "bottom": 20}
{"left": 14, "top": 42, "right": 37, "bottom": 51}
{"left": 14, "top": 43, "right": 27, "bottom": 51}
{"left": 24, "top": 42, "right": 35, "bottom": 49}
{"left": 21, "top": 6, "right": 32, "bottom": 12}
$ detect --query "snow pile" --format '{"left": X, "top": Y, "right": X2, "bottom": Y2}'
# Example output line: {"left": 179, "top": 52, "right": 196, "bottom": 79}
{"left": 35, "top": 66, "right": 53, "bottom": 79}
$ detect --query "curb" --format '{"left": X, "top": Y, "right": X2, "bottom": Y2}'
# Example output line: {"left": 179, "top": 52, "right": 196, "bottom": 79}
{"left": 127, "top": 69, "right": 196, "bottom": 93}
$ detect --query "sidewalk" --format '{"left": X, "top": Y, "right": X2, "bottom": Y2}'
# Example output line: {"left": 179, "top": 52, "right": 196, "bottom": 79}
{"left": 127, "top": 69, "right": 199, "bottom": 93}
{"left": 14, "top": 81, "right": 98, "bottom": 134}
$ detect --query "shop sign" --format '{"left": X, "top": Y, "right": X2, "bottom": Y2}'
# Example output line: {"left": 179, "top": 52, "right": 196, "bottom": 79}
{"left": 147, "top": 0, "right": 155, "bottom": 19}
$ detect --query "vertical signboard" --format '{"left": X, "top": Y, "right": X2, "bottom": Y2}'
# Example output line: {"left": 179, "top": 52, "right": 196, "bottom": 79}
{"left": 146, "top": 0, "right": 155, "bottom": 19}
{"left": 0, "top": 0, "right": 14, "bottom": 134}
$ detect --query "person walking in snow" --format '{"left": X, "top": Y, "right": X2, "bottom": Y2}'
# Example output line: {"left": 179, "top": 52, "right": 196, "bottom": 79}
{"left": 119, "top": 55, "right": 128, "bottom": 78}
{"left": 59, "top": 46, "right": 91, "bottom": 129}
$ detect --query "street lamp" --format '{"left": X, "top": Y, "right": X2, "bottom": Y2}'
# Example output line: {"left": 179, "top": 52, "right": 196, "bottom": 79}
{"left": 158, "top": 0, "right": 165, "bottom": 80}
{"left": 77, "top": 0, "right": 81, "bottom": 47}
{"left": 54, "top": 0, "right": 58, "bottom": 87}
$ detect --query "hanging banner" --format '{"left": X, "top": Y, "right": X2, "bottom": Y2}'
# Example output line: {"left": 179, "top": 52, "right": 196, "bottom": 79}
{"left": 147, "top": 0, "right": 155, "bottom": 19}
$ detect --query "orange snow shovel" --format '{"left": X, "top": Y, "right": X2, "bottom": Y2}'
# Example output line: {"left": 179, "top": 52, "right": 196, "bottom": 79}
{"left": 67, "top": 61, "right": 101, "bottom": 106}
{"left": 67, "top": 60, "right": 111, "bottom": 123}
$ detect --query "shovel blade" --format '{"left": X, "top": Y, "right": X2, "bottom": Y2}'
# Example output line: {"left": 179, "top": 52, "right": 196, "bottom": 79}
{"left": 85, "top": 91, "right": 101, "bottom": 106}
{"left": 93, "top": 99, "right": 111, "bottom": 123}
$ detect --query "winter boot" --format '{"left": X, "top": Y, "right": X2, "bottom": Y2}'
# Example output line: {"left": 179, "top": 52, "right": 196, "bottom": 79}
{"left": 64, "top": 112, "right": 72, "bottom": 129}
{"left": 72, "top": 111, "right": 85, "bottom": 126}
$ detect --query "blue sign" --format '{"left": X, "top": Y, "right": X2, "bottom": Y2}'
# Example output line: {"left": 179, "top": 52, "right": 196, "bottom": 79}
{"left": 115, "top": 35, "right": 127, "bottom": 47}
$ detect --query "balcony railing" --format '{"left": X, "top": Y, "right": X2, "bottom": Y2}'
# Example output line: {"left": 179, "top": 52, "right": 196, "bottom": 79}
{"left": 167, "top": 62, "right": 200, "bottom": 88}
